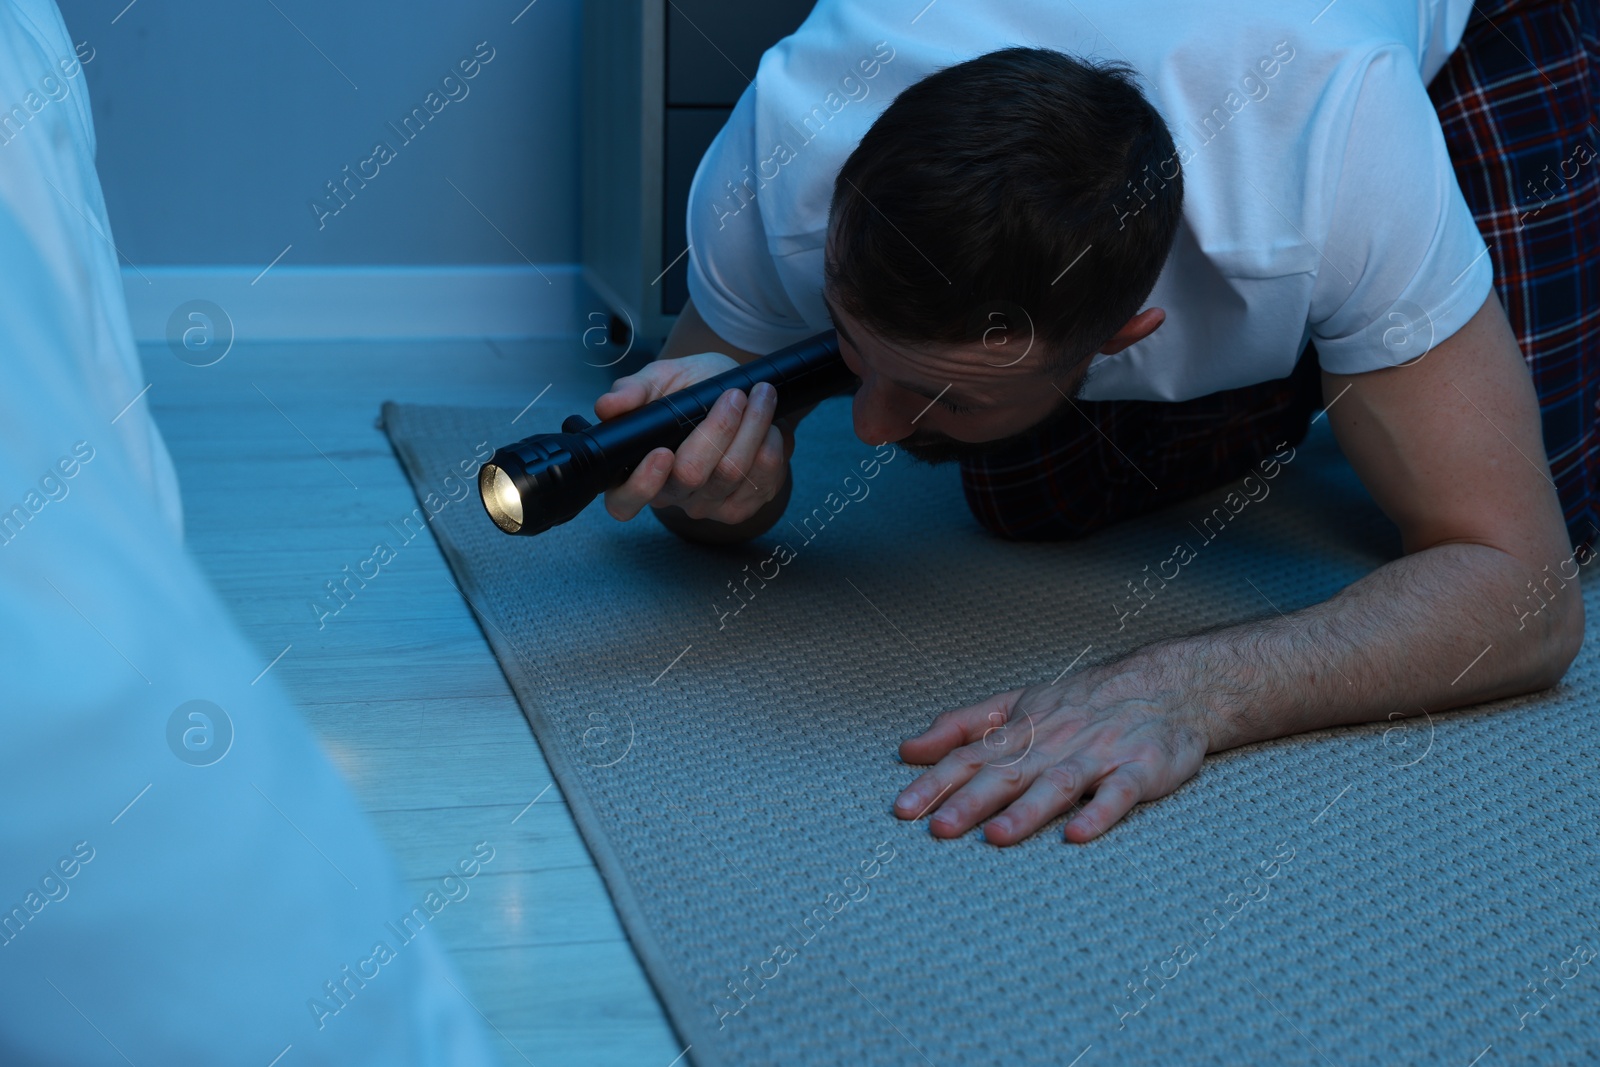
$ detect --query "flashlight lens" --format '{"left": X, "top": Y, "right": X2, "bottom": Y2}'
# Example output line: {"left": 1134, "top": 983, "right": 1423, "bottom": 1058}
{"left": 482, "top": 464, "right": 524, "bottom": 533}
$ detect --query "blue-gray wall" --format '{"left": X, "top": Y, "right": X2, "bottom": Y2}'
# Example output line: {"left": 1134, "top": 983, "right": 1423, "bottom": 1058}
{"left": 56, "top": 0, "right": 578, "bottom": 266}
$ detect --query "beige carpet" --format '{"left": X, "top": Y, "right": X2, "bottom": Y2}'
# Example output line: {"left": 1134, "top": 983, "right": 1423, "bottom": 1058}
{"left": 383, "top": 394, "right": 1600, "bottom": 1067}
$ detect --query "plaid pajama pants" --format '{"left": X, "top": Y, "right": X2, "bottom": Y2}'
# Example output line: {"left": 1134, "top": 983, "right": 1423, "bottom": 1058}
{"left": 960, "top": 0, "right": 1600, "bottom": 550}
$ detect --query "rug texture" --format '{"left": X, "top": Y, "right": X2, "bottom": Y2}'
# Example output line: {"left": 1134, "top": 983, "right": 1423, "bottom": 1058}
{"left": 382, "top": 395, "right": 1600, "bottom": 1067}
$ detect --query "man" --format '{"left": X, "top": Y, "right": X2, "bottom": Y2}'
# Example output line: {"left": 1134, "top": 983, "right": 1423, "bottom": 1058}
{"left": 594, "top": 0, "right": 1594, "bottom": 845}
{"left": 0, "top": 1, "right": 496, "bottom": 1059}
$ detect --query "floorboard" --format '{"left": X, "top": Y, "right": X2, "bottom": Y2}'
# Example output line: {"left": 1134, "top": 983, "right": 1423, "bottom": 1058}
{"left": 142, "top": 336, "right": 683, "bottom": 1064}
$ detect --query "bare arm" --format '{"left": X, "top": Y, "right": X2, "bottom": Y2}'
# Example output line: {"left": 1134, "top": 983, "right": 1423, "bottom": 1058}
{"left": 1181, "top": 288, "right": 1582, "bottom": 746}
{"left": 656, "top": 295, "right": 761, "bottom": 364}
{"left": 893, "top": 290, "right": 1585, "bottom": 845}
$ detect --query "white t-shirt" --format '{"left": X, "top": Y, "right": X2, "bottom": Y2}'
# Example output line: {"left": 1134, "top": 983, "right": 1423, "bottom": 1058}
{"left": 685, "top": 0, "right": 1492, "bottom": 402}
{"left": 0, "top": 3, "right": 495, "bottom": 1061}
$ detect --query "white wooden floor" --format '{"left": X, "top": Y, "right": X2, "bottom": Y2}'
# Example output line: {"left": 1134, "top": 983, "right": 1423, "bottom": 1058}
{"left": 142, "top": 336, "right": 683, "bottom": 1065}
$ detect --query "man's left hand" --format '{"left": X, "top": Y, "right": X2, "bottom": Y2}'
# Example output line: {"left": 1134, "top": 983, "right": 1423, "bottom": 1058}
{"left": 892, "top": 670, "right": 1211, "bottom": 845}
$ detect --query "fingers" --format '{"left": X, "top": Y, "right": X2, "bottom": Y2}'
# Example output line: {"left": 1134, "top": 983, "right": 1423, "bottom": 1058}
{"left": 894, "top": 681, "right": 1194, "bottom": 845}
{"left": 1062, "top": 767, "right": 1146, "bottom": 843}
{"left": 921, "top": 755, "right": 1041, "bottom": 839}
{"left": 893, "top": 716, "right": 1039, "bottom": 839}
{"left": 597, "top": 350, "right": 791, "bottom": 525}
{"left": 899, "top": 747, "right": 1070, "bottom": 840}
{"left": 594, "top": 367, "right": 665, "bottom": 422}
{"left": 594, "top": 351, "right": 729, "bottom": 422}
{"left": 893, "top": 691, "right": 1030, "bottom": 835}
{"left": 898, "top": 689, "right": 1023, "bottom": 766}
{"left": 982, "top": 756, "right": 1101, "bottom": 846}
{"left": 603, "top": 447, "right": 676, "bottom": 521}
{"left": 899, "top": 748, "right": 1148, "bottom": 847}
{"left": 599, "top": 380, "right": 777, "bottom": 524}
{"left": 669, "top": 383, "right": 777, "bottom": 516}
{"left": 714, "top": 421, "right": 790, "bottom": 520}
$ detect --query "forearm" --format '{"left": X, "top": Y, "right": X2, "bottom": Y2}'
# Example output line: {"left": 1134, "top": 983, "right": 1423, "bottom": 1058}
{"left": 1103, "top": 541, "right": 1585, "bottom": 752}
{"left": 891, "top": 289, "right": 1589, "bottom": 846}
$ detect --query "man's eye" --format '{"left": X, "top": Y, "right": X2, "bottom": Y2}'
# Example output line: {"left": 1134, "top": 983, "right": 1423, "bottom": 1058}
{"left": 941, "top": 400, "right": 976, "bottom": 415}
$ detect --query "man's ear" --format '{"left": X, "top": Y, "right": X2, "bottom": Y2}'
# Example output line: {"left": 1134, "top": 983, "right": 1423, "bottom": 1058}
{"left": 1098, "top": 307, "right": 1165, "bottom": 355}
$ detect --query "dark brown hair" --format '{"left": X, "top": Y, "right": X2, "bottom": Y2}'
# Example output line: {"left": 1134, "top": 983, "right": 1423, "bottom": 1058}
{"left": 825, "top": 46, "right": 1184, "bottom": 378}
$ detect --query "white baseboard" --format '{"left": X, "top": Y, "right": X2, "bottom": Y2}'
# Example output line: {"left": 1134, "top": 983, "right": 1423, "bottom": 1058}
{"left": 121, "top": 264, "right": 598, "bottom": 342}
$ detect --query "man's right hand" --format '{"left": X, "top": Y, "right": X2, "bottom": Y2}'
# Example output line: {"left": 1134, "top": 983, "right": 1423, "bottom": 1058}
{"left": 595, "top": 352, "right": 795, "bottom": 526}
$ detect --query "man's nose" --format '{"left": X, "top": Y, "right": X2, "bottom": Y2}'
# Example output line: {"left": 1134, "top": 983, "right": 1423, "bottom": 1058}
{"left": 851, "top": 380, "right": 914, "bottom": 446}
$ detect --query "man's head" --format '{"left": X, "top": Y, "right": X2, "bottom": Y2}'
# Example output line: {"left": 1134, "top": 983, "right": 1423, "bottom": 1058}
{"left": 823, "top": 46, "right": 1183, "bottom": 465}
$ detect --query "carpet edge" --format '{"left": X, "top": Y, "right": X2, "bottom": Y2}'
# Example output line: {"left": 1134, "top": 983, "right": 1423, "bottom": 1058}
{"left": 379, "top": 400, "right": 726, "bottom": 1067}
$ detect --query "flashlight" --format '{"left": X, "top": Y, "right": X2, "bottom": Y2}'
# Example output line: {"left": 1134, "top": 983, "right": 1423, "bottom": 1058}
{"left": 479, "top": 330, "right": 852, "bottom": 536}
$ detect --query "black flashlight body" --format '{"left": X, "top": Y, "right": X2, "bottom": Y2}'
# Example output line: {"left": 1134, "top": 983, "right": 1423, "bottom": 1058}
{"left": 480, "top": 330, "right": 852, "bottom": 536}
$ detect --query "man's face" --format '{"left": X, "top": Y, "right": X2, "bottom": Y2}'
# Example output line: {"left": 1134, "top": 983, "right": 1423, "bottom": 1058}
{"left": 822, "top": 290, "right": 1086, "bottom": 466}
